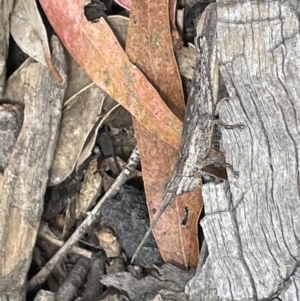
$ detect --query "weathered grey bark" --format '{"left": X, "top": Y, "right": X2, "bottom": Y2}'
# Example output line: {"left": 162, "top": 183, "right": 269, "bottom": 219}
{"left": 187, "top": 1, "right": 300, "bottom": 300}
{"left": 0, "top": 36, "right": 67, "bottom": 297}
{"left": 100, "top": 264, "right": 193, "bottom": 301}
{"left": 0, "top": 105, "right": 23, "bottom": 172}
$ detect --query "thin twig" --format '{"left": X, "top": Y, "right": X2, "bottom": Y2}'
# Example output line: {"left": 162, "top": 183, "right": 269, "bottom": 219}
{"left": 37, "top": 222, "right": 93, "bottom": 259}
{"left": 27, "top": 146, "right": 140, "bottom": 291}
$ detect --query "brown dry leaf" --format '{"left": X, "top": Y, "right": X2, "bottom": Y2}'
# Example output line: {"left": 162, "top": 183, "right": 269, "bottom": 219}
{"left": 50, "top": 51, "right": 124, "bottom": 185}
{"left": 39, "top": 0, "right": 182, "bottom": 149}
{"left": 126, "top": 0, "right": 202, "bottom": 268}
{"left": 95, "top": 227, "right": 121, "bottom": 258}
{"left": 49, "top": 89, "right": 106, "bottom": 186}
{"left": 10, "top": 0, "right": 61, "bottom": 82}
{"left": 1, "top": 54, "right": 113, "bottom": 186}
{"left": 76, "top": 101, "right": 122, "bottom": 168}
{"left": 107, "top": 14, "right": 196, "bottom": 81}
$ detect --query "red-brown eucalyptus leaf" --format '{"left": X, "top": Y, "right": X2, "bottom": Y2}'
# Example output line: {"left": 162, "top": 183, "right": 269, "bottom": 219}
{"left": 114, "top": 0, "right": 183, "bottom": 50}
{"left": 39, "top": 0, "right": 182, "bottom": 149}
{"left": 126, "top": 0, "right": 202, "bottom": 268}
{"left": 114, "top": 0, "right": 131, "bottom": 10}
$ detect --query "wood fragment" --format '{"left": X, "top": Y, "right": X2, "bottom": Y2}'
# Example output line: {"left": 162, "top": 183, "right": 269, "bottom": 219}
{"left": 37, "top": 222, "right": 93, "bottom": 259}
{"left": 81, "top": 253, "right": 105, "bottom": 301}
{"left": 100, "top": 264, "right": 193, "bottom": 301}
{"left": 187, "top": 1, "right": 300, "bottom": 300}
{"left": 56, "top": 257, "right": 90, "bottom": 301}
{"left": 0, "top": 105, "right": 23, "bottom": 172}
{"left": 0, "top": 36, "right": 67, "bottom": 295}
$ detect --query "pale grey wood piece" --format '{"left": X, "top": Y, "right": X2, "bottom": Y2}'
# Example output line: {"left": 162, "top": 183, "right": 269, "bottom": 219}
{"left": 34, "top": 290, "right": 55, "bottom": 301}
{"left": 187, "top": 1, "right": 300, "bottom": 300}
{"left": 0, "top": 288, "right": 26, "bottom": 301}
{"left": 0, "top": 0, "right": 13, "bottom": 98}
{"left": 0, "top": 36, "right": 67, "bottom": 296}
{"left": 100, "top": 264, "right": 193, "bottom": 301}
{"left": 187, "top": 183, "right": 296, "bottom": 301}
{"left": 277, "top": 269, "right": 300, "bottom": 299}
{"left": 0, "top": 105, "right": 23, "bottom": 172}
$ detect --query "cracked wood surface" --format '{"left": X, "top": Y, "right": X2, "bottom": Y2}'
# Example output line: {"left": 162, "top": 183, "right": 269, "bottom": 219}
{"left": 187, "top": 1, "right": 300, "bottom": 300}
{"left": 0, "top": 36, "right": 67, "bottom": 296}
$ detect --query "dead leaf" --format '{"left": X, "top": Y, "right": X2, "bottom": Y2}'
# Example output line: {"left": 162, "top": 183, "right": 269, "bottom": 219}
{"left": 49, "top": 90, "right": 105, "bottom": 186}
{"left": 113, "top": 0, "right": 131, "bottom": 10}
{"left": 39, "top": 0, "right": 182, "bottom": 148}
{"left": 50, "top": 51, "right": 125, "bottom": 185}
{"left": 107, "top": 15, "right": 129, "bottom": 49}
{"left": 64, "top": 55, "right": 93, "bottom": 102}
{"left": 126, "top": 0, "right": 202, "bottom": 268}
{"left": 10, "top": 0, "right": 61, "bottom": 82}
{"left": 2, "top": 41, "right": 127, "bottom": 187}
{"left": 76, "top": 101, "right": 121, "bottom": 169}
{"left": 108, "top": 14, "right": 194, "bottom": 80}
{"left": 95, "top": 227, "right": 121, "bottom": 258}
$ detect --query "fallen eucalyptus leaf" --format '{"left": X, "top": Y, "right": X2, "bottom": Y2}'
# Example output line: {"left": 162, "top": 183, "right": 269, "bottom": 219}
{"left": 64, "top": 54, "right": 93, "bottom": 102}
{"left": 49, "top": 90, "right": 106, "bottom": 186}
{"left": 113, "top": 0, "right": 131, "bottom": 10}
{"left": 76, "top": 101, "right": 121, "bottom": 169}
{"left": 126, "top": 0, "right": 201, "bottom": 268}
{"left": 107, "top": 14, "right": 194, "bottom": 80}
{"left": 107, "top": 15, "right": 129, "bottom": 49}
{"left": 10, "top": 0, "right": 61, "bottom": 82}
{"left": 39, "top": 0, "right": 182, "bottom": 148}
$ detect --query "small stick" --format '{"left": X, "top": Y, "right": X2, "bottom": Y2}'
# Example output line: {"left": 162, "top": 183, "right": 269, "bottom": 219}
{"left": 27, "top": 146, "right": 140, "bottom": 291}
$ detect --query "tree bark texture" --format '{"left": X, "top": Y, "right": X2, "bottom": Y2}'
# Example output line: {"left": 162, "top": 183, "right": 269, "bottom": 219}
{"left": 187, "top": 1, "right": 300, "bottom": 300}
{"left": 0, "top": 36, "right": 67, "bottom": 296}
{"left": 0, "top": 105, "right": 23, "bottom": 173}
